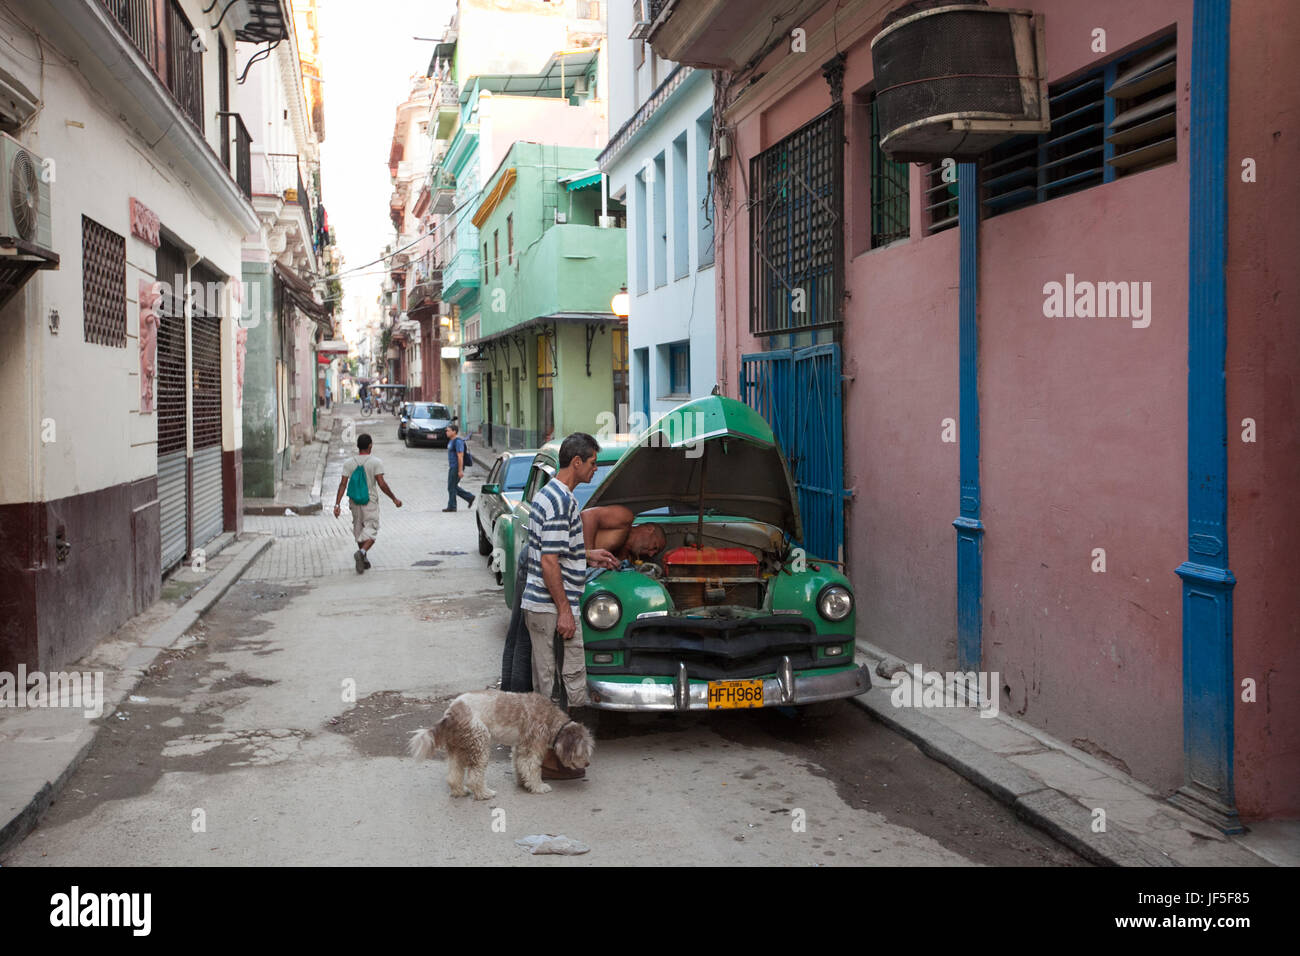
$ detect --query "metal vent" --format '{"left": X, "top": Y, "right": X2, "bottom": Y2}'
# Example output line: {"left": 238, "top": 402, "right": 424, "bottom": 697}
{"left": 871, "top": 3, "right": 1049, "bottom": 162}
{"left": 81, "top": 216, "right": 127, "bottom": 348}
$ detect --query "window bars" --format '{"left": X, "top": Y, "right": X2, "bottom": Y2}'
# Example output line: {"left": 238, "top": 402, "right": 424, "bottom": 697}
{"left": 869, "top": 94, "right": 909, "bottom": 247}
{"left": 82, "top": 216, "right": 127, "bottom": 348}
{"left": 749, "top": 106, "right": 844, "bottom": 335}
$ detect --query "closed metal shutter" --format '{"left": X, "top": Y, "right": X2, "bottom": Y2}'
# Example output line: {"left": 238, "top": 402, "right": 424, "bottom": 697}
{"left": 190, "top": 268, "right": 224, "bottom": 550}
{"left": 156, "top": 239, "right": 188, "bottom": 572}
{"left": 158, "top": 450, "right": 187, "bottom": 571}
{"left": 192, "top": 445, "right": 223, "bottom": 548}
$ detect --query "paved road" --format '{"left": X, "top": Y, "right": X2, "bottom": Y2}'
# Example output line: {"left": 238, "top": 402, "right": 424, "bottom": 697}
{"left": 4, "top": 409, "right": 1086, "bottom": 866}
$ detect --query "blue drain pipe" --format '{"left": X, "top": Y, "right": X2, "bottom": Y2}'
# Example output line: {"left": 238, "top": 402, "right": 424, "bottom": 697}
{"left": 953, "top": 161, "right": 983, "bottom": 673}
{"left": 1171, "top": 0, "right": 1240, "bottom": 834}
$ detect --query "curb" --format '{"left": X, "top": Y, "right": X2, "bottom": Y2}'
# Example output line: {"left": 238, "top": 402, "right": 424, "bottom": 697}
{"left": 849, "top": 691, "right": 1173, "bottom": 867}
{"left": 0, "top": 534, "right": 273, "bottom": 858}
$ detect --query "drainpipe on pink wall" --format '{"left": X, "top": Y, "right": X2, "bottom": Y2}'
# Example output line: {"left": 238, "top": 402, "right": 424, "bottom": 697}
{"left": 953, "top": 161, "right": 983, "bottom": 674}
{"left": 1170, "top": 0, "right": 1240, "bottom": 835}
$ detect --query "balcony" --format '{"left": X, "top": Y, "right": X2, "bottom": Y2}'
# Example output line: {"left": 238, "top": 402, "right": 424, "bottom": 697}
{"left": 434, "top": 82, "right": 461, "bottom": 139}
{"left": 442, "top": 246, "right": 480, "bottom": 304}
{"left": 220, "top": 112, "right": 252, "bottom": 200}
{"left": 430, "top": 167, "right": 456, "bottom": 215}
{"left": 644, "top": 0, "right": 823, "bottom": 70}
{"left": 265, "top": 153, "right": 316, "bottom": 232}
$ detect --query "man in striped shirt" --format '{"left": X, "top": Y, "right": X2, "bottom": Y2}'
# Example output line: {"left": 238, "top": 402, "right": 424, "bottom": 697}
{"left": 522, "top": 433, "right": 618, "bottom": 727}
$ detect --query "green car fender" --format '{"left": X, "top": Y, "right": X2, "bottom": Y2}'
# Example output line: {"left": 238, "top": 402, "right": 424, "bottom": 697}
{"left": 579, "top": 570, "right": 672, "bottom": 643}
{"left": 767, "top": 565, "right": 856, "bottom": 638}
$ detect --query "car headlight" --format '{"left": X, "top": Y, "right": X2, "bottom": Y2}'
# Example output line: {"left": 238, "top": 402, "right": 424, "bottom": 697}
{"left": 817, "top": 584, "right": 853, "bottom": 622}
{"left": 583, "top": 592, "right": 622, "bottom": 630}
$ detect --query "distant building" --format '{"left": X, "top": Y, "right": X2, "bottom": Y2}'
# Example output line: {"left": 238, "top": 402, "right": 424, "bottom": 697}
{"left": 236, "top": 2, "right": 335, "bottom": 503}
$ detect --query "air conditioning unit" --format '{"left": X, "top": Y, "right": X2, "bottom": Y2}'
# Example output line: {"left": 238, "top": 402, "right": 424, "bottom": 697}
{"left": 628, "top": 0, "right": 651, "bottom": 39}
{"left": 1, "top": 133, "right": 52, "bottom": 249}
{"left": 870, "top": 2, "right": 1050, "bottom": 162}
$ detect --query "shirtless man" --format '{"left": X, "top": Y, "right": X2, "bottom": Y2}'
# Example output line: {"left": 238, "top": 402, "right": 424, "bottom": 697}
{"left": 582, "top": 505, "right": 667, "bottom": 563}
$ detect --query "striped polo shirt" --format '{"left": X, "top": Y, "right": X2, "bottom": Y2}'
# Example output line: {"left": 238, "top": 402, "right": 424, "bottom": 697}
{"left": 521, "top": 478, "right": 586, "bottom": 615}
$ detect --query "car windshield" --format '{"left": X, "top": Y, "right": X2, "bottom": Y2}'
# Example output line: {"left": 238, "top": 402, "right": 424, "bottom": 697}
{"left": 573, "top": 463, "right": 615, "bottom": 507}
{"left": 504, "top": 456, "right": 532, "bottom": 491}
{"left": 412, "top": 404, "right": 449, "bottom": 420}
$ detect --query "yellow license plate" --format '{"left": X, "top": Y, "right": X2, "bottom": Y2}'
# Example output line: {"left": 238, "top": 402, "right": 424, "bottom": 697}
{"left": 707, "top": 679, "right": 765, "bottom": 709}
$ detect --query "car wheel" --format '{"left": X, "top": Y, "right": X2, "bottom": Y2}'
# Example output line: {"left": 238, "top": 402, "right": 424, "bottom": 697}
{"left": 477, "top": 518, "right": 492, "bottom": 556}
{"left": 405, "top": 434, "right": 413, "bottom": 448}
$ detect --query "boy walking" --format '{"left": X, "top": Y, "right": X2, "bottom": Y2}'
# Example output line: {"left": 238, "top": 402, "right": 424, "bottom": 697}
{"left": 442, "top": 423, "right": 475, "bottom": 512}
{"left": 334, "top": 433, "right": 402, "bottom": 573}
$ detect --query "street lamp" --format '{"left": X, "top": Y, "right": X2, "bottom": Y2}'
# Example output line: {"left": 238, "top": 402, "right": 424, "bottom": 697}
{"left": 610, "top": 284, "right": 629, "bottom": 318}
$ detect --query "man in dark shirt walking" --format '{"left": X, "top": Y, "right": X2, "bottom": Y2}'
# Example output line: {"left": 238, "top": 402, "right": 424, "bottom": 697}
{"left": 443, "top": 423, "right": 475, "bottom": 512}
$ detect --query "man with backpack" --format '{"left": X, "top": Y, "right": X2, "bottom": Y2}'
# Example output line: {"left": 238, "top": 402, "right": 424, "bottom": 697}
{"left": 442, "top": 423, "right": 475, "bottom": 513}
{"left": 333, "top": 433, "right": 402, "bottom": 573}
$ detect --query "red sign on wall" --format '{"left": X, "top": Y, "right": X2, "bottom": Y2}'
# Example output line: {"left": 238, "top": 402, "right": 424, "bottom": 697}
{"left": 130, "top": 198, "right": 160, "bottom": 248}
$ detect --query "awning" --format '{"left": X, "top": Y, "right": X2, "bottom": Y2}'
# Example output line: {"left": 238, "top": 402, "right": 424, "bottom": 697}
{"left": 560, "top": 168, "right": 602, "bottom": 191}
{"left": 274, "top": 262, "right": 328, "bottom": 321}
{"left": 317, "top": 340, "right": 350, "bottom": 356}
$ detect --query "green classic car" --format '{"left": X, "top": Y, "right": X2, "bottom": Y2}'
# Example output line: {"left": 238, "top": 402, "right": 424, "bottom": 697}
{"left": 491, "top": 395, "right": 870, "bottom": 711}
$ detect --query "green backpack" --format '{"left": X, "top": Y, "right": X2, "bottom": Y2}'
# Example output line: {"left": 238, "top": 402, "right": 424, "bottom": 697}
{"left": 346, "top": 461, "right": 370, "bottom": 505}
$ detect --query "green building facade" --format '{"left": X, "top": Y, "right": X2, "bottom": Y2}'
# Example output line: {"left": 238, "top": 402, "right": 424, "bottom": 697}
{"left": 467, "top": 141, "right": 628, "bottom": 449}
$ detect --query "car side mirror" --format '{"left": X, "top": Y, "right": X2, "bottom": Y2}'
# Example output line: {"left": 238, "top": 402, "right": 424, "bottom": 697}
{"left": 482, "top": 483, "right": 501, "bottom": 495}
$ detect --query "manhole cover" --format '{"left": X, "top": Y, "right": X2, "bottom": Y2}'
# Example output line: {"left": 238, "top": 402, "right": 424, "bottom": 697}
{"left": 411, "top": 559, "right": 443, "bottom": 567}
{"left": 429, "top": 550, "right": 467, "bottom": 556}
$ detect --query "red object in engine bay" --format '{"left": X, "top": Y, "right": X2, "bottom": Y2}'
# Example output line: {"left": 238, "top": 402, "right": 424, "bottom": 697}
{"left": 663, "top": 546, "right": 758, "bottom": 569}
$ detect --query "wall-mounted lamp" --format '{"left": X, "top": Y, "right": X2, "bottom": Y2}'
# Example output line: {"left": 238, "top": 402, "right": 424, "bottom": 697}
{"left": 610, "top": 285, "right": 629, "bottom": 318}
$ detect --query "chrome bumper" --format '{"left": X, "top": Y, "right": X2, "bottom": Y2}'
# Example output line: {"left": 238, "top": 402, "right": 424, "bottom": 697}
{"left": 587, "top": 658, "right": 871, "bottom": 711}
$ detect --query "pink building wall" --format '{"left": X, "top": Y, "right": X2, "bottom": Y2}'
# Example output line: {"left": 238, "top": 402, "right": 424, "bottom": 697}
{"left": 1226, "top": 0, "right": 1300, "bottom": 818}
{"left": 715, "top": 0, "right": 1299, "bottom": 815}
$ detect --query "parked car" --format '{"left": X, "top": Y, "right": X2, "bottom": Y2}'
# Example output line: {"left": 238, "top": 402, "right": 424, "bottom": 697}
{"left": 475, "top": 449, "right": 538, "bottom": 564}
{"left": 403, "top": 402, "right": 456, "bottom": 448}
{"left": 396, "top": 402, "right": 411, "bottom": 440}
{"left": 494, "top": 395, "right": 869, "bottom": 711}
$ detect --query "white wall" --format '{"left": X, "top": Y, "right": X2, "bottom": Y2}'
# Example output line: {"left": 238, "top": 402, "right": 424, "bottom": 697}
{"left": 606, "top": 73, "right": 716, "bottom": 420}
{"left": 0, "top": 3, "right": 248, "bottom": 505}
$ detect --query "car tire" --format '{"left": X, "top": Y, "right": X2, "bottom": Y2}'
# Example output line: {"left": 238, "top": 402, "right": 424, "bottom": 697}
{"left": 405, "top": 434, "right": 413, "bottom": 448}
{"left": 477, "top": 519, "right": 492, "bottom": 556}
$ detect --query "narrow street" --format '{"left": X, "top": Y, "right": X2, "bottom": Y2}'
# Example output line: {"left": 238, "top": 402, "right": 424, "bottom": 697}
{"left": 4, "top": 408, "right": 1083, "bottom": 867}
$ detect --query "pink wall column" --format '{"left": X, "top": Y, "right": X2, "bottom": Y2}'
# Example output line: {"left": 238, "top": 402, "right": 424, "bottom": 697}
{"left": 1226, "top": 0, "right": 1300, "bottom": 819}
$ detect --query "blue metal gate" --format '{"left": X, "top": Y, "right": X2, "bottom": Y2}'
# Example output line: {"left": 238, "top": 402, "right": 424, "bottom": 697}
{"left": 741, "top": 344, "right": 845, "bottom": 562}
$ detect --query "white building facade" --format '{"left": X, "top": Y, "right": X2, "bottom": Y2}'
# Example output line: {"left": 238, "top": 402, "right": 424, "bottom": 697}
{"left": 0, "top": 0, "right": 279, "bottom": 675}
{"left": 599, "top": 4, "right": 716, "bottom": 423}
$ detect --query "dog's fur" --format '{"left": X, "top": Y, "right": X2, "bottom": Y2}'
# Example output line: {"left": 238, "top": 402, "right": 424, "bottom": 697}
{"left": 407, "top": 690, "right": 594, "bottom": 798}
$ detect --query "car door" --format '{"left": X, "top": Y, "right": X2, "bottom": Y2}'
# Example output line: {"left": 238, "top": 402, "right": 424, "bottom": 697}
{"left": 502, "top": 458, "right": 553, "bottom": 607}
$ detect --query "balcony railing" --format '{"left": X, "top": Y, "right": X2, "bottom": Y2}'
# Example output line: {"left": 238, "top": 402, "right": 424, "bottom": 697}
{"left": 99, "top": 0, "right": 204, "bottom": 131}
{"left": 165, "top": 0, "right": 204, "bottom": 131}
{"left": 266, "top": 152, "right": 315, "bottom": 233}
{"left": 101, "top": 0, "right": 156, "bottom": 68}
{"left": 220, "top": 112, "right": 253, "bottom": 200}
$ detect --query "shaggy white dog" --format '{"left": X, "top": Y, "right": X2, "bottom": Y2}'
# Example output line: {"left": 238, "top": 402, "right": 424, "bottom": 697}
{"left": 407, "top": 690, "right": 594, "bottom": 798}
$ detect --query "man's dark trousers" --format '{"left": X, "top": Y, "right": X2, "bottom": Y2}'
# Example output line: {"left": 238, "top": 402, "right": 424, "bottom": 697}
{"left": 446, "top": 467, "right": 474, "bottom": 510}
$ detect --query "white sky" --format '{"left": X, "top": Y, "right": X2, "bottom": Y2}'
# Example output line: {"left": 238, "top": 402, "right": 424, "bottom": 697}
{"left": 317, "top": 0, "right": 455, "bottom": 318}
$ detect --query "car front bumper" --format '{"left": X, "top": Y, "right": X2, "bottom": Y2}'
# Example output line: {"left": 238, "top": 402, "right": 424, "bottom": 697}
{"left": 586, "top": 659, "right": 870, "bottom": 711}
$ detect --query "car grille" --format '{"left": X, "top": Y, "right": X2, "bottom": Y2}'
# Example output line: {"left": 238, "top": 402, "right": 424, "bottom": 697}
{"left": 587, "top": 616, "right": 833, "bottom": 680}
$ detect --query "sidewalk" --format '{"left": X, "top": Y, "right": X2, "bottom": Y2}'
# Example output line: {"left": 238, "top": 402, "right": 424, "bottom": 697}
{"left": 851, "top": 640, "right": 1294, "bottom": 867}
{"left": 243, "top": 409, "right": 337, "bottom": 516}
{"left": 0, "top": 534, "right": 273, "bottom": 857}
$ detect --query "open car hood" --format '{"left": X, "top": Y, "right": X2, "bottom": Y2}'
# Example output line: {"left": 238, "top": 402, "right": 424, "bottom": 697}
{"left": 583, "top": 396, "right": 802, "bottom": 540}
